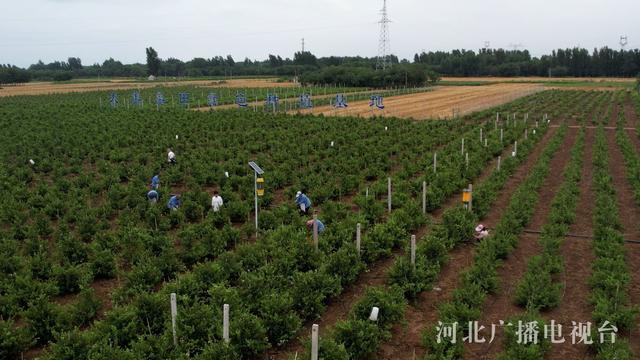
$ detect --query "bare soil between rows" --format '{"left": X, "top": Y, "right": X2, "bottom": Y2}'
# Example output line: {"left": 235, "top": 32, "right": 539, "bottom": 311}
{"left": 374, "top": 127, "right": 559, "bottom": 360}
{"left": 464, "top": 128, "right": 578, "bottom": 359}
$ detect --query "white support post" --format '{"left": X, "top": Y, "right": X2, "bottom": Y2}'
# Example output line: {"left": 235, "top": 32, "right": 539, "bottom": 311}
{"left": 480, "top": 128, "right": 483, "bottom": 143}
{"left": 254, "top": 172, "right": 259, "bottom": 232}
{"left": 410, "top": 235, "right": 416, "bottom": 267}
{"left": 497, "top": 156, "right": 502, "bottom": 171}
{"left": 500, "top": 128, "right": 504, "bottom": 142}
{"left": 484, "top": 138, "right": 488, "bottom": 147}
{"left": 313, "top": 214, "right": 319, "bottom": 249}
{"left": 356, "top": 223, "right": 361, "bottom": 255}
{"left": 433, "top": 152, "right": 437, "bottom": 173}
{"left": 514, "top": 141, "right": 518, "bottom": 156}
{"left": 468, "top": 184, "right": 473, "bottom": 212}
{"left": 525, "top": 128, "right": 528, "bottom": 140}
{"left": 366, "top": 187, "right": 369, "bottom": 198}
{"left": 495, "top": 112, "right": 499, "bottom": 130}
{"left": 223, "top": 304, "right": 230, "bottom": 343}
{"left": 461, "top": 138, "right": 465, "bottom": 155}
{"left": 170, "top": 293, "right": 178, "bottom": 346}
{"left": 465, "top": 152, "right": 469, "bottom": 169}
{"left": 422, "top": 181, "right": 427, "bottom": 214}
{"left": 387, "top": 177, "right": 392, "bottom": 213}
{"left": 311, "top": 324, "right": 319, "bottom": 360}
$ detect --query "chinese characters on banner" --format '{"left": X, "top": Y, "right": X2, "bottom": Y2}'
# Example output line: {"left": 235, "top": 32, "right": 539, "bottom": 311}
{"left": 436, "top": 321, "right": 619, "bottom": 345}
{"left": 299, "top": 93, "right": 313, "bottom": 109}
{"left": 178, "top": 92, "right": 189, "bottom": 107}
{"left": 369, "top": 95, "right": 385, "bottom": 110}
{"left": 155, "top": 91, "right": 166, "bottom": 106}
{"left": 334, "top": 93, "right": 348, "bottom": 108}
{"left": 236, "top": 92, "right": 248, "bottom": 107}
{"left": 265, "top": 94, "right": 279, "bottom": 107}
{"left": 109, "top": 92, "right": 118, "bottom": 108}
{"left": 207, "top": 93, "right": 218, "bottom": 107}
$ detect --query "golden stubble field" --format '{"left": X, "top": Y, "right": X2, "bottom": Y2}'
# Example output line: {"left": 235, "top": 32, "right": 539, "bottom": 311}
{"left": 299, "top": 83, "right": 544, "bottom": 120}
{"left": 0, "top": 78, "right": 297, "bottom": 97}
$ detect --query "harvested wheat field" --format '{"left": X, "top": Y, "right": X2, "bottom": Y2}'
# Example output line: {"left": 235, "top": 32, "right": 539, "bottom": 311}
{"left": 442, "top": 76, "right": 636, "bottom": 83}
{"left": 0, "top": 78, "right": 296, "bottom": 97}
{"left": 300, "top": 83, "right": 543, "bottom": 120}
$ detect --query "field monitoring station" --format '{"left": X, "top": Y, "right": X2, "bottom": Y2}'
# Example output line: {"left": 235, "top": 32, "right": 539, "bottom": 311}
{"left": 1, "top": 0, "right": 640, "bottom": 359}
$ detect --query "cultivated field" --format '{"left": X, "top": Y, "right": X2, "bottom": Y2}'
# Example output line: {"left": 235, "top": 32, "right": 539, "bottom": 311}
{"left": 1, "top": 86, "right": 640, "bottom": 360}
{"left": 0, "top": 78, "right": 297, "bottom": 97}
{"left": 300, "top": 83, "right": 543, "bottom": 119}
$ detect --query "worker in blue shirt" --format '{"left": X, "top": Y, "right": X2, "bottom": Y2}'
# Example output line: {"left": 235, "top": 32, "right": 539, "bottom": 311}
{"left": 295, "top": 191, "right": 312, "bottom": 215}
{"left": 147, "top": 189, "right": 159, "bottom": 204}
{"left": 167, "top": 194, "right": 181, "bottom": 211}
{"left": 306, "top": 218, "right": 325, "bottom": 234}
{"left": 151, "top": 174, "right": 160, "bottom": 190}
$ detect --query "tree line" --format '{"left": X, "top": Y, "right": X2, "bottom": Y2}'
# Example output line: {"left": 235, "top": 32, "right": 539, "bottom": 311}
{"left": 414, "top": 47, "right": 640, "bottom": 77}
{"left": 1, "top": 46, "right": 639, "bottom": 87}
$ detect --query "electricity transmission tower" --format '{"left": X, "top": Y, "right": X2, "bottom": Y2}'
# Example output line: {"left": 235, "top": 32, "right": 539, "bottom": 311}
{"left": 620, "top": 35, "right": 628, "bottom": 50}
{"left": 376, "top": 0, "right": 391, "bottom": 70}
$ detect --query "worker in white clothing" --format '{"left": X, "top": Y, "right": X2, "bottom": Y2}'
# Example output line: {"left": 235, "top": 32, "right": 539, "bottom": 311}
{"left": 474, "top": 224, "right": 490, "bottom": 242}
{"left": 211, "top": 190, "right": 224, "bottom": 212}
{"left": 167, "top": 148, "right": 176, "bottom": 164}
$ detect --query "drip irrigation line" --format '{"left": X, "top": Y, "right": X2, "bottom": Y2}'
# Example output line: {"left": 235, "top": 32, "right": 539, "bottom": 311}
{"left": 522, "top": 229, "right": 640, "bottom": 244}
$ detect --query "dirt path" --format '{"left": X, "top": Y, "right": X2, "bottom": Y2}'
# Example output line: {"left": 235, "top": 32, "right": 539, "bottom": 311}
{"left": 464, "top": 128, "right": 578, "bottom": 359}
{"left": 375, "top": 127, "right": 559, "bottom": 359}
{"left": 606, "top": 109, "right": 640, "bottom": 358}
{"left": 545, "top": 128, "right": 595, "bottom": 360}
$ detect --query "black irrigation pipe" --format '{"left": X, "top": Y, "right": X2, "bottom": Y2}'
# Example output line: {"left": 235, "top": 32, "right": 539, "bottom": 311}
{"left": 522, "top": 229, "right": 640, "bottom": 244}
{"left": 430, "top": 221, "right": 640, "bottom": 244}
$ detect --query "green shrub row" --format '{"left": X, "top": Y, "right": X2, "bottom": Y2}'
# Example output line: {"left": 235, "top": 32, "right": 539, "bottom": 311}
{"left": 422, "top": 124, "right": 568, "bottom": 358}
{"left": 589, "top": 125, "right": 637, "bottom": 358}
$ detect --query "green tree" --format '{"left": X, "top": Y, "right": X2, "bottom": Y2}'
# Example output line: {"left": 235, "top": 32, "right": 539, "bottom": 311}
{"left": 145, "top": 47, "right": 161, "bottom": 76}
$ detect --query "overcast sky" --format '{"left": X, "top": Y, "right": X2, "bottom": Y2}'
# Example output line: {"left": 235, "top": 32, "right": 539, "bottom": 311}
{"left": 1, "top": 0, "right": 638, "bottom": 67}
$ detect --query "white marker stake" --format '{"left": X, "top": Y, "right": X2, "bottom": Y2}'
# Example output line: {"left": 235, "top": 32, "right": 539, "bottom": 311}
{"left": 170, "top": 293, "right": 178, "bottom": 346}
{"left": 484, "top": 138, "right": 488, "bottom": 147}
{"left": 366, "top": 187, "right": 369, "bottom": 198}
{"left": 495, "top": 112, "right": 499, "bottom": 130}
{"left": 461, "top": 138, "right": 465, "bottom": 155}
{"left": 369, "top": 307, "right": 380, "bottom": 321}
{"left": 500, "top": 128, "right": 504, "bottom": 142}
{"left": 387, "top": 177, "right": 392, "bottom": 213}
{"left": 422, "top": 181, "right": 427, "bottom": 214}
{"left": 468, "top": 184, "right": 473, "bottom": 212}
{"left": 514, "top": 141, "right": 518, "bottom": 156}
{"left": 497, "top": 156, "right": 502, "bottom": 171}
{"left": 313, "top": 214, "right": 319, "bottom": 250}
{"left": 433, "top": 152, "right": 437, "bottom": 173}
{"left": 356, "top": 223, "right": 361, "bottom": 255}
{"left": 311, "top": 324, "right": 319, "bottom": 360}
{"left": 223, "top": 304, "right": 230, "bottom": 343}
{"left": 480, "top": 128, "right": 483, "bottom": 143}
{"left": 525, "top": 129, "right": 528, "bottom": 140}
{"left": 411, "top": 235, "right": 416, "bottom": 267}
{"left": 465, "top": 152, "right": 469, "bottom": 169}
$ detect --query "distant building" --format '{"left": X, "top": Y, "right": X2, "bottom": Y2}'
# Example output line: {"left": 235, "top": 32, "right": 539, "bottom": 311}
{"left": 148, "top": 75, "right": 156, "bottom": 81}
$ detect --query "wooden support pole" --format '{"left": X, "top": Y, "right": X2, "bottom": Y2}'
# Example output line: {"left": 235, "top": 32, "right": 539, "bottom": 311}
{"left": 356, "top": 223, "right": 361, "bottom": 255}
{"left": 223, "top": 304, "right": 230, "bottom": 343}
{"left": 170, "top": 293, "right": 178, "bottom": 346}
{"left": 311, "top": 324, "right": 319, "bottom": 360}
